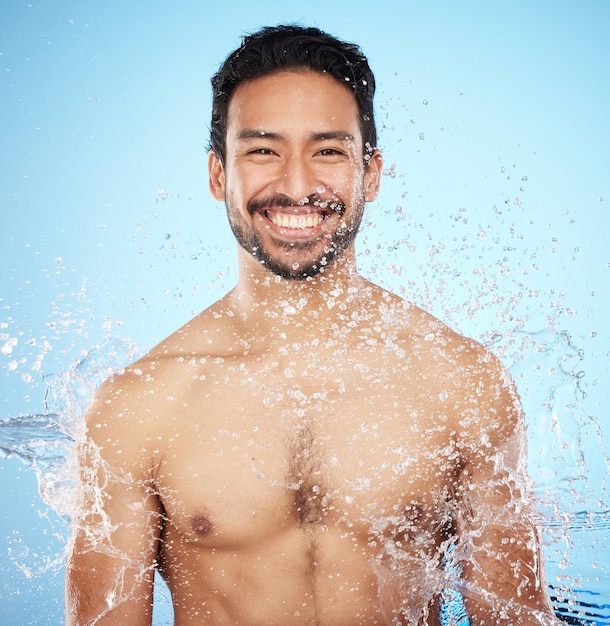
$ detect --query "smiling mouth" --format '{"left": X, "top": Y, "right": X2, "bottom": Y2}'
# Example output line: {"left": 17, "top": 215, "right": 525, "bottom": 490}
{"left": 264, "top": 209, "right": 329, "bottom": 230}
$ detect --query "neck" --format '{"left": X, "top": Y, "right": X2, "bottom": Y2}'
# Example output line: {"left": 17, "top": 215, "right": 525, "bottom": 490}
{"left": 226, "top": 246, "right": 373, "bottom": 335}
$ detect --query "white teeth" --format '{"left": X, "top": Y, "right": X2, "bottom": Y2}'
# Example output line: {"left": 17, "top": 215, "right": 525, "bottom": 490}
{"left": 269, "top": 212, "right": 323, "bottom": 229}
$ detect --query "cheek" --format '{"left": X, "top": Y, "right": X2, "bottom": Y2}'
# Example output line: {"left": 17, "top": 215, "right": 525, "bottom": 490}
{"left": 336, "top": 175, "right": 366, "bottom": 203}
{"left": 228, "top": 166, "right": 277, "bottom": 203}
{"left": 223, "top": 169, "right": 251, "bottom": 208}
{"left": 321, "top": 168, "right": 364, "bottom": 199}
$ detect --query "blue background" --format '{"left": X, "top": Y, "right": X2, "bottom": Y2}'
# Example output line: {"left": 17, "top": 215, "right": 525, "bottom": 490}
{"left": 1, "top": 1, "right": 608, "bottom": 623}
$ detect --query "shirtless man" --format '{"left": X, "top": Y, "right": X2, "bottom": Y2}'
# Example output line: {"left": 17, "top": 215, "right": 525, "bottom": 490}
{"left": 65, "top": 25, "right": 559, "bottom": 625}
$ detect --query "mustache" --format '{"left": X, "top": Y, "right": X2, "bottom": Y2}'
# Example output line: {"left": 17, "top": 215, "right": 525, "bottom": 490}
{"left": 247, "top": 193, "right": 346, "bottom": 216}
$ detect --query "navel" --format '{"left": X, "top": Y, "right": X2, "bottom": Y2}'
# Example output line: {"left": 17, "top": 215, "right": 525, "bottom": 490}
{"left": 192, "top": 514, "right": 215, "bottom": 536}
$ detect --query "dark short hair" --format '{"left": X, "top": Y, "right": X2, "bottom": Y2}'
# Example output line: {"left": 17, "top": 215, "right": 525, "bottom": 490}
{"left": 209, "top": 24, "right": 377, "bottom": 165}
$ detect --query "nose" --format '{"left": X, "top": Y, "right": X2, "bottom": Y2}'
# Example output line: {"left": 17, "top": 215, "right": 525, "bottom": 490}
{"left": 273, "top": 155, "right": 320, "bottom": 203}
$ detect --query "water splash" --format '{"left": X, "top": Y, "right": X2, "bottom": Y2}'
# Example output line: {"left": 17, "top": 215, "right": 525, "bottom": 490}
{"left": 495, "top": 327, "right": 610, "bottom": 623}
{"left": 0, "top": 329, "right": 608, "bottom": 623}
{"left": 0, "top": 337, "right": 138, "bottom": 520}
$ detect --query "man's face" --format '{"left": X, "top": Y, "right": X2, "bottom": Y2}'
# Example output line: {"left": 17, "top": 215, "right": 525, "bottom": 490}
{"left": 208, "top": 70, "right": 381, "bottom": 280}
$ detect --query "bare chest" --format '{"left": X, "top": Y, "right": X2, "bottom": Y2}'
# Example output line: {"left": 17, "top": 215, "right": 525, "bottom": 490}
{"left": 153, "top": 358, "right": 462, "bottom": 550}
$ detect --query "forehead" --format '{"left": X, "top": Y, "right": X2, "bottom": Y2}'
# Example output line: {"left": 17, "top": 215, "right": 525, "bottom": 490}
{"left": 226, "top": 70, "right": 362, "bottom": 142}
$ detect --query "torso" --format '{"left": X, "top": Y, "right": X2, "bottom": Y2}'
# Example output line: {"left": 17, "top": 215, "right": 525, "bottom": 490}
{"left": 130, "top": 289, "right": 486, "bottom": 625}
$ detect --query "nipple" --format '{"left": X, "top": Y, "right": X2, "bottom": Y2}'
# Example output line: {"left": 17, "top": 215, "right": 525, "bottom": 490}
{"left": 192, "top": 514, "right": 214, "bottom": 536}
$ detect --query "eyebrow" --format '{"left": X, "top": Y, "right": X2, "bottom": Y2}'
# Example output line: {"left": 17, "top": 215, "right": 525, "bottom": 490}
{"left": 235, "top": 129, "right": 356, "bottom": 143}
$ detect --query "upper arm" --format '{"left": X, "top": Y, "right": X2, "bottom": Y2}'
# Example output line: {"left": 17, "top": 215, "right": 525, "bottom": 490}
{"left": 65, "top": 373, "right": 164, "bottom": 626}
{"left": 453, "top": 349, "right": 557, "bottom": 624}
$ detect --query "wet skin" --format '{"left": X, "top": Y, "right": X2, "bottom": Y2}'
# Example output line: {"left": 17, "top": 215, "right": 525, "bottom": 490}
{"left": 65, "top": 71, "right": 558, "bottom": 625}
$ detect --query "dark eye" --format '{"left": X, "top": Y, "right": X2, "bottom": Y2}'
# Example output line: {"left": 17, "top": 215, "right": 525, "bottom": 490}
{"left": 249, "top": 148, "right": 276, "bottom": 156}
{"left": 318, "top": 148, "right": 346, "bottom": 157}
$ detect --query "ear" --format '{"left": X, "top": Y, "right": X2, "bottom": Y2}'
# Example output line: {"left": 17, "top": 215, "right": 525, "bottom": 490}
{"left": 363, "top": 150, "right": 382, "bottom": 202}
{"left": 208, "top": 151, "right": 226, "bottom": 201}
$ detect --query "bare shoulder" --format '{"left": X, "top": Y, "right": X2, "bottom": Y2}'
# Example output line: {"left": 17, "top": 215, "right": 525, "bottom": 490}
{"left": 387, "top": 292, "right": 521, "bottom": 445}
{"left": 83, "top": 299, "right": 237, "bottom": 451}
{"left": 82, "top": 329, "right": 201, "bottom": 472}
{"left": 96, "top": 295, "right": 235, "bottom": 400}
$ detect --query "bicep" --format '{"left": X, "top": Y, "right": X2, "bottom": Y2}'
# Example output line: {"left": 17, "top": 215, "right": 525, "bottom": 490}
{"left": 66, "top": 395, "right": 163, "bottom": 625}
{"left": 454, "top": 406, "right": 555, "bottom": 622}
